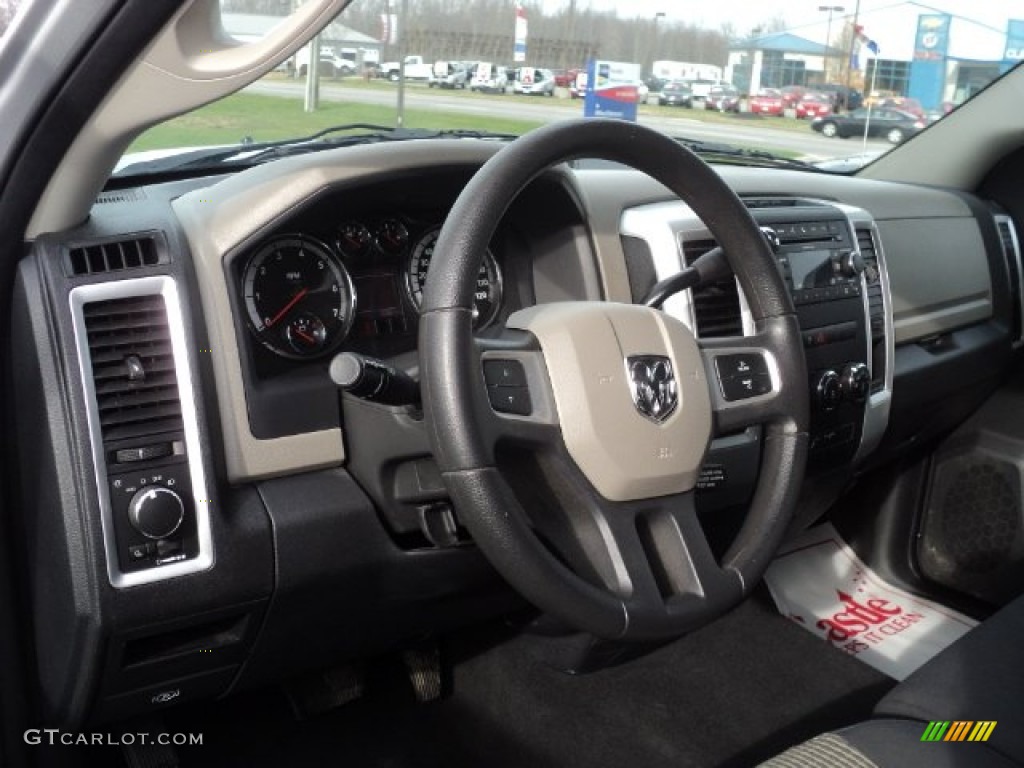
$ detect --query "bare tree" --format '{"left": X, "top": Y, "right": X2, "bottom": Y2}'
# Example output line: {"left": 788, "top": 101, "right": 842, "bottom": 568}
{"left": 0, "top": 0, "right": 23, "bottom": 37}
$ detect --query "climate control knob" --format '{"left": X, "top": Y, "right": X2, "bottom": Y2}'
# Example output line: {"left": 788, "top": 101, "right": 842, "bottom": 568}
{"left": 839, "top": 250, "right": 866, "bottom": 278}
{"left": 128, "top": 486, "right": 184, "bottom": 540}
{"left": 840, "top": 363, "right": 871, "bottom": 403}
{"left": 817, "top": 370, "right": 842, "bottom": 412}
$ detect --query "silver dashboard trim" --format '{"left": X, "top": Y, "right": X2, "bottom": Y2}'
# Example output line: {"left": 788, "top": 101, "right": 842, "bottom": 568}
{"left": 834, "top": 207, "right": 895, "bottom": 464}
{"left": 69, "top": 277, "right": 214, "bottom": 588}
{"left": 619, "top": 202, "right": 755, "bottom": 337}
{"left": 619, "top": 198, "right": 894, "bottom": 465}
{"left": 994, "top": 213, "right": 1024, "bottom": 349}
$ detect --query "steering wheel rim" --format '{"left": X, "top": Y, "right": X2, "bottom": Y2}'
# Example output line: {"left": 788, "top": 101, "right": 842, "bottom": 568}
{"left": 419, "top": 119, "right": 809, "bottom": 640}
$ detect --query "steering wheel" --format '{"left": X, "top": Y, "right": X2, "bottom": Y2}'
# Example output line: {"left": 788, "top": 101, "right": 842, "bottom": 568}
{"left": 419, "top": 119, "right": 809, "bottom": 641}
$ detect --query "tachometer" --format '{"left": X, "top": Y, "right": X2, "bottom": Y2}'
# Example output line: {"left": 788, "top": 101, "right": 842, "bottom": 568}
{"left": 242, "top": 235, "right": 356, "bottom": 359}
{"left": 405, "top": 227, "right": 502, "bottom": 329}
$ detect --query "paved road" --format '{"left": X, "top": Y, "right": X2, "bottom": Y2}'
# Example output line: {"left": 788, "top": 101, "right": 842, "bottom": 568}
{"left": 247, "top": 79, "right": 891, "bottom": 161}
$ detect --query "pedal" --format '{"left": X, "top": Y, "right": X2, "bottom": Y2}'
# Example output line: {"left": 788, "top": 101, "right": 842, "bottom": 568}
{"left": 401, "top": 643, "right": 443, "bottom": 703}
{"left": 121, "top": 716, "right": 178, "bottom": 768}
{"left": 285, "top": 663, "right": 366, "bottom": 719}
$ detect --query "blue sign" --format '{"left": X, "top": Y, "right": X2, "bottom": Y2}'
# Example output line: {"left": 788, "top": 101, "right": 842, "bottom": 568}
{"left": 582, "top": 59, "right": 640, "bottom": 122}
{"left": 909, "top": 14, "right": 951, "bottom": 112}
{"left": 1004, "top": 20, "right": 1024, "bottom": 69}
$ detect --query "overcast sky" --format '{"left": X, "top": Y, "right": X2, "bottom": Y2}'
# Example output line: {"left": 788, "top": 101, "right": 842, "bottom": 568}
{"left": 545, "top": 1, "right": 1021, "bottom": 40}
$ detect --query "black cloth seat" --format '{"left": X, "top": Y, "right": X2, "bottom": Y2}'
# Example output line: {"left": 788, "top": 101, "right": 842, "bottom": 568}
{"left": 760, "top": 593, "right": 1024, "bottom": 767}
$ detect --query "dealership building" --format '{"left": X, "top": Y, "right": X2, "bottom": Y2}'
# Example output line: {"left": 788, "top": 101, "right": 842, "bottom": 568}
{"left": 727, "top": 4, "right": 1023, "bottom": 110}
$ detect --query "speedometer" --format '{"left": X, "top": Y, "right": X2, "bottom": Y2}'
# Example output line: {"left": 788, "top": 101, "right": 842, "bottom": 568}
{"left": 405, "top": 227, "right": 503, "bottom": 329}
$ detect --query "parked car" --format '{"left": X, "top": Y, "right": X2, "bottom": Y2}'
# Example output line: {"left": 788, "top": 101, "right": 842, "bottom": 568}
{"left": 704, "top": 84, "right": 740, "bottom": 112}
{"left": 779, "top": 84, "right": 806, "bottom": 109}
{"left": 428, "top": 61, "right": 468, "bottom": 89}
{"left": 658, "top": 80, "right": 693, "bottom": 107}
{"left": 749, "top": 88, "right": 784, "bottom": 115}
{"left": 815, "top": 83, "right": 863, "bottom": 110}
{"left": 470, "top": 63, "right": 509, "bottom": 94}
{"left": 794, "top": 92, "right": 833, "bottom": 119}
{"left": 294, "top": 49, "right": 355, "bottom": 78}
{"left": 877, "top": 96, "right": 926, "bottom": 119}
{"left": 687, "top": 77, "right": 720, "bottom": 100}
{"left": 811, "top": 107, "right": 926, "bottom": 143}
{"left": 513, "top": 67, "right": 556, "bottom": 96}
{"left": 552, "top": 68, "right": 583, "bottom": 88}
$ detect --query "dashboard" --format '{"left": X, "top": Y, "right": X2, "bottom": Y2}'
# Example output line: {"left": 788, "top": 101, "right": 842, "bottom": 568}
{"left": 12, "top": 137, "right": 1023, "bottom": 726}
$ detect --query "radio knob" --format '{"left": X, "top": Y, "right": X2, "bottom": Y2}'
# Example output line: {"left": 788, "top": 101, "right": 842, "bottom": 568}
{"left": 128, "top": 486, "right": 184, "bottom": 540}
{"left": 817, "top": 370, "right": 842, "bottom": 412}
{"left": 841, "top": 363, "right": 871, "bottom": 403}
{"left": 839, "top": 250, "right": 866, "bottom": 278}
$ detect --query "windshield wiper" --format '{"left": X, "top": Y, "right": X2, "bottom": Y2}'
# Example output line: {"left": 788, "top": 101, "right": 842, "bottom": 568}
{"left": 673, "top": 137, "right": 822, "bottom": 172}
{"left": 113, "top": 124, "right": 520, "bottom": 178}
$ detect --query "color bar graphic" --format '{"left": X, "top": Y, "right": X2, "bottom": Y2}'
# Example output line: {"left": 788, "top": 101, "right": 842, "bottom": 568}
{"left": 921, "top": 721, "right": 996, "bottom": 742}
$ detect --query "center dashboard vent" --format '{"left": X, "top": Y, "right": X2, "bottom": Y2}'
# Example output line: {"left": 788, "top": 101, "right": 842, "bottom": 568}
{"left": 68, "top": 236, "right": 162, "bottom": 277}
{"left": 681, "top": 238, "right": 743, "bottom": 338}
{"left": 856, "top": 227, "right": 887, "bottom": 394}
{"left": 82, "top": 294, "right": 183, "bottom": 444}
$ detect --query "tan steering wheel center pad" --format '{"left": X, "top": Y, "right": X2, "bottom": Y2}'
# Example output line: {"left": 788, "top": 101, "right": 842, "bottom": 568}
{"left": 507, "top": 302, "right": 712, "bottom": 502}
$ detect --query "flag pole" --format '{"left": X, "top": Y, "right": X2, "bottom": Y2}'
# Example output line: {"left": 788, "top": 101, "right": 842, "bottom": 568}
{"left": 862, "top": 52, "right": 878, "bottom": 150}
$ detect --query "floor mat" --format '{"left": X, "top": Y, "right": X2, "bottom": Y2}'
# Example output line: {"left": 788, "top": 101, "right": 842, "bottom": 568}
{"left": 764, "top": 523, "right": 977, "bottom": 681}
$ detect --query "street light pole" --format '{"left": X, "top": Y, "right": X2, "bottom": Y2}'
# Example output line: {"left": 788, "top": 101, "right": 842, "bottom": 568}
{"left": 651, "top": 11, "right": 665, "bottom": 77}
{"left": 818, "top": 5, "right": 844, "bottom": 84}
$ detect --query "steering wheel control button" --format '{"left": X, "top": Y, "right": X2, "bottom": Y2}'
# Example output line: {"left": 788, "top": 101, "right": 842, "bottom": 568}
{"left": 715, "top": 353, "right": 771, "bottom": 402}
{"left": 714, "top": 353, "right": 768, "bottom": 380}
{"left": 483, "top": 359, "right": 528, "bottom": 388}
{"left": 128, "top": 487, "right": 185, "bottom": 540}
{"left": 816, "top": 370, "right": 843, "bottom": 412}
{"left": 720, "top": 373, "right": 772, "bottom": 402}
{"left": 488, "top": 385, "right": 533, "bottom": 416}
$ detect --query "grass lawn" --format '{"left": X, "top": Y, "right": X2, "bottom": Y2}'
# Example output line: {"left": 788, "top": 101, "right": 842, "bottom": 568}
{"left": 127, "top": 87, "right": 805, "bottom": 161}
{"left": 128, "top": 92, "right": 545, "bottom": 152}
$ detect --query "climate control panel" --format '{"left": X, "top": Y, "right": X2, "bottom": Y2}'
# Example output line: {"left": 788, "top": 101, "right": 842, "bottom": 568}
{"left": 108, "top": 457, "right": 199, "bottom": 573}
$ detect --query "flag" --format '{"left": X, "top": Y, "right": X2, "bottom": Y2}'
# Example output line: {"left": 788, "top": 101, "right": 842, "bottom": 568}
{"left": 851, "top": 25, "right": 880, "bottom": 70}
{"left": 513, "top": 3, "right": 528, "bottom": 63}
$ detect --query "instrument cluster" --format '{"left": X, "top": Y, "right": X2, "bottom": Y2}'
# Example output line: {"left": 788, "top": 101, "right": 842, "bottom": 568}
{"left": 240, "top": 215, "right": 504, "bottom": 361}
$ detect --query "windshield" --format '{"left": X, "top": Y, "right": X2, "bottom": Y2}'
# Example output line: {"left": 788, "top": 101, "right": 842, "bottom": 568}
{"left": 119, "top": 0, "right": 1024, "bottom": 177}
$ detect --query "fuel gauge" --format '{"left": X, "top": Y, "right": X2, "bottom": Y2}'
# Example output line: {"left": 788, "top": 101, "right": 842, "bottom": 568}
{"left": 285, "top": 312, "right": 328, "bottom": 355}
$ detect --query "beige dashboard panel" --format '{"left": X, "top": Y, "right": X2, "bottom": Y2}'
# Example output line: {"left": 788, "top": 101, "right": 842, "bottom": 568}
{"left": 173, "top": 141, "right": 502, "bottom": 482}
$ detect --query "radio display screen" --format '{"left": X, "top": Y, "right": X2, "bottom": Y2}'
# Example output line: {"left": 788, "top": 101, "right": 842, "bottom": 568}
{"left": 789, "top": 250, "right": 836, "bottom": 290}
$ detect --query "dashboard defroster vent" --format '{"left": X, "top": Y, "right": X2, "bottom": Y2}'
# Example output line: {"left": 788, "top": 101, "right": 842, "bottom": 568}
{"left": 83, "top": 294, "right": 183, "bottom": 444}
{"left": 994, "top": 214, "right": 1024, "bottom": 348}
{"left": 682, "top": 238, "right": 743, "bottom": 338}
{"left": 856, "top": 227, "right": 887, "bottom": 393}
{"left": 68, "top": 236, "right": 161, "bottom": 276}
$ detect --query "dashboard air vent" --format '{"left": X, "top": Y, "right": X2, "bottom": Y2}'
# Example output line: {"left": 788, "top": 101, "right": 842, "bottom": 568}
{"left": 994, "top": 214, "right": 1023, "bottom": 347}
{"left": 69, "top": 236, "right": 161, "bottom": 276}
{"left": 83, "top": 294, "right": 183, "bottom": 443}
{"left": 95, "top": 189, "right": 143, "bottom": 205}
{"left": 682, "top": 238, "right": 743, "bottom": 338}
{"left": 856, "top": 227, "right": 887, "bottom": 393}
{"left": 744, "top": 198, "right": 799, "bottom": 209}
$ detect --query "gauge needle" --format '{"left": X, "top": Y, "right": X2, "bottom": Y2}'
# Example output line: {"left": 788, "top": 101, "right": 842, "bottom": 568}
{"left": 267, "top": 288, "right": 308, "bottom": 327}
{"left": 294, "top": 328, "right": 317, "bottom": 344}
